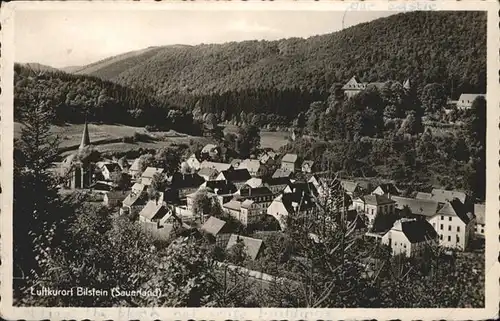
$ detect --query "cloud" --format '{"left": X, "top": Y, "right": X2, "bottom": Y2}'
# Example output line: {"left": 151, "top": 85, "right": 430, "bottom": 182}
{"left": 227, "top": 19, "right": 279, "bottom": 34}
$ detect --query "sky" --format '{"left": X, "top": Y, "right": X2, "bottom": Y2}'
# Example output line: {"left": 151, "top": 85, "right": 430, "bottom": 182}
{"left": 15, "top": 9, "right": 396, "bottom": 68}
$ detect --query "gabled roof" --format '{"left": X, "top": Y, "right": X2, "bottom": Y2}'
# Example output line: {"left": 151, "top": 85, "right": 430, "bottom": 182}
{"left": 219, "top": 168, "right": 251, "bottom": 182}
{"left": 286, "top": 181, "right": 317, "bottom": 197}
{"left": 241, "top": 199, "right": 255, "bottom": 209}
{"left": 374, "top": 183, "right": 400, "bottom": 195}
{"left": 272, "top": 168, "right": 293, "bottom": 178}
{"left": 474, "top": 204, "right": 485, "bottom": 225}
{"left": 223, "top": 200, "right": 242, "bottom": 211}
{"left": 102, "top": 162, "right": 121, "bottom": 173}
{"left": 200, "top": 161, "right": 232, "bottom": 172}
{"left": 430, "top": 189, "right": 467, "bottom": 204}
{"left": 390, "top": 219, "right": 438, "bottom": 244}
{"left": 403, "top": 79, "right": 411, "bottom": 90}
{"left": 122, "top": 190, "right": 148, "bottom": 207}
{"left": 278, "top": 191, "right": 315, "bottom": 213}
{"left": 437, "top": 199, "right": 473, "bottom": 224}
{"left": 358, "top": 194, "right": 395, "bottom": 206}
{"left": 201, "top": 180, "right": 237, "bottom": 195}
{"left": 141, "top": 167, "right": 164, "bottom": 178}
{"left": 458, "top": 93, "right": 486, "bottom": 102}
{"left": 198, "top": 167, "right": 218, "bottom": 179}
{"left": 170, "top": 172, "right": 205, "bottom": 189}
{"left": 131, "top": 182, "right": 146, "bottom": 192}
{"left": 129, "top": 158, "right": 141, "bottom": 171}
{"left": 245, "top": 177, "right": 263, "bottom": 188}
{"left": 341, "top": 180, "right": 360, "bottom": 193}
{"left": 226, "top": 234, "right": 263, "bottom": 260}
{"left": 301, "top": 160, "right": 314, "bottom": 168}
{"left": 239, "top": 159, "right": 262, "bottom": 172}
{"left": 105, "top": 190, "right": 128, "bottom": 200}
{"left": 139, "top": 199, "right": 168, "bottom": 220}
{"left": 200, "top": 216, "right": 227, "bottom": 236}
{"left": 239, "top": 186, "right": 273, "bottom": 198}
{"left": 281, "top": 153, "right": 298, "bottom": 163}
{"left": 391, "top": 196, "right": 440, "bottom": 218}
{"left": 264, "top": 176, "right": 291, "bottom": 186}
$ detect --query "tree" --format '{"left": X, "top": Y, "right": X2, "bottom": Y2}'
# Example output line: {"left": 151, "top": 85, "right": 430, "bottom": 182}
{"left": 191, "top": 189, "right": 222, "bottom": 221}
{"left": 148, "top": 172, "right": 167, "bottom": 199}
{"left": 136, "top": 153, "right": 155, "bottom": 175}
{"left": 13, "top": 103, "right": 65, "bottom": 295}
{"left": 226, "top": 238, "right": 248, "bottom": 266}
{"left": 154, "top": 147, "right": 180, "bottom": 176}
{"left": 420, "top": 83, "right": 447, "bottom": 113}
{"left": 110, "top": 168, "right": 131, "bottom": 191}
{"left": 236, "top": 125, "right": 261, "bottom": 157}
{"left": 397, "top": 111, "right": 423, "bottom": 136}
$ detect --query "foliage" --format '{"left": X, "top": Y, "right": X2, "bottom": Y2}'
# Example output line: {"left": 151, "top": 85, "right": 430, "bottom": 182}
{"left": 235, "top": 124, "right": 261, "bottom": 158}
{"left": 110, "top": 169, "right": 131, "bottom": 191}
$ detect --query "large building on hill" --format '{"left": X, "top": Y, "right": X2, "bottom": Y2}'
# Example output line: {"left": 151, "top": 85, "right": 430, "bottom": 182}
{"left": 342, "top": 76, "right": 411, "bottom": 98}
{"left": 456, "top": 93, "right": 486, "bottom": 109}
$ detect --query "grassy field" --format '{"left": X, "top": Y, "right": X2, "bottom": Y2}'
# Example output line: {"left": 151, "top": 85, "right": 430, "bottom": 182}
{"left": 14, "top": 122, "right": 209, "bottom": 156}
{"left": 223, "top": 124, "right": 290, "bottom": 150}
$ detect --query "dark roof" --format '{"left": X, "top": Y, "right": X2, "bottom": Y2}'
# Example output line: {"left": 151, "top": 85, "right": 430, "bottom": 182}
{"left": 103, "top": 162, "right": 121, "bottom": 173}
{"left": 219, "top": 168, "right": 251, "bottom": 182}
{"left": 202, "top": 180, "right": 237, "bottom": 195}
{"left": 286, "top": 181, "right": 317, "bottom": 197}
{"left": 437, "top": 199, "right": 473, "bottom": 224}
{"left": 90, "top": 181, "right": 115, "bottom": 192}
{"left": 375, "top": 183, "right": 400, "bottom": 195}
{"left": 392, "top": 196, "right": 440, "bottom": 217}
{"left": 280, "top": 192, "right": 315, "bottom": 213}
{"left": 263, "top": 176, "right": 291, "bottom": 186}
{"left": 239, "top": 186, "right": 273, "bottom": 198}
{"left": 226, "top": 234, "right": 263, "bottom": 260}
{"left": 359, "top": 194, "right": 395, "bottom": 206}
{"left": 394, "top": 219, "right": 438, "bottom": 244}
{"left": 170, "top": 172, "right": 205, "bottom": 189}
{"left": 430, "top": 189, "right": 467, "bottom": 204}
{"left": 201, "top": 216, "right": 227, "bottom": 236}
{"left": 139, "top": 200, "right": 169, "bottom": 220}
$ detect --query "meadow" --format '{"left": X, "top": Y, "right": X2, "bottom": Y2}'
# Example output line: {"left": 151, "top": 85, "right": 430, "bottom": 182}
{"left": 222, "top": 124, "right": 290, "bottom": 150}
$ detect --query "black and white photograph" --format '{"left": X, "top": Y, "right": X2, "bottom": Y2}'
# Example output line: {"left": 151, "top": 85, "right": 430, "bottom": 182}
{"left": 1, "top": 1, "right": 498, "bottom": 319}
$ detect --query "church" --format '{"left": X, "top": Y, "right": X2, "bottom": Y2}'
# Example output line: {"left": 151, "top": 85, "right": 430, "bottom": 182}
{"left": 60, "top": 122, "right": 95, "bottom": 189}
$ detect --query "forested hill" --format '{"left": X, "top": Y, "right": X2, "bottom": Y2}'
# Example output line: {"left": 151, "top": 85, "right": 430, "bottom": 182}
{"left": 71, "top": 11, "right": 485, "bottom": 102}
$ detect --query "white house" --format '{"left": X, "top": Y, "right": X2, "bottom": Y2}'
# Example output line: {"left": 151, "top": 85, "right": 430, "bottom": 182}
{"left": 266, "top": 192, "right": 314, "bottom": 230}
{"left": 239, "top": 159, "right": 267, "bottom": 177}
{"left": 381, "top": 218, "right": 438, "bottom": 257}
{"left": 352, "top": 194, "right": 396, "bottom": 229}
{"left": 456, "top": 93, "right": 486, "bottom": 110}
{"left": 426, "top": 200, "right": 475, "bottom": 250}
{"left": 474, "top": 204, "right": 485, "bottom": 238}
{"left": 97, "top": 162, "right": 122, "bottom": 181}
{"left": 140, "top": 167, "right": 164, "bottom": 186}
{"left": 371, "top": 183, "right": 400, "bottom": 197}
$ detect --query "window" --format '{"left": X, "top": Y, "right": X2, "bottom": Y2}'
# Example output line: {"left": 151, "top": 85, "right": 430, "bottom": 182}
{"left": 449, "top": 217, "right": 452, "bottom": 222}
{"left": 448, "top": 225, "right": 451, "bottom": 231}
{"left": 481, "top": 228, "right": 484, "bottom": 233}
{"left": 433, "top": 223, "right": 436, "bottom": 228}
{"left": 447, "top": 235, "right": 451, "bottom": 242}
{"left": 441, "top": 216, "right": 444, "bottom": 220}
{"left": 457, "top": 226, "right": 460, "bottom": 232}
{"left": 440, "top": 234, "right": 443, "bottom": 240}
{"left": 457, "top": 235, "right": 460, "bottom": 242}
{"left": 371, "top": 209, "right": 374, "bottom": 215}
{"left": 440, "top": 224, "right": 443, "bottom": 230}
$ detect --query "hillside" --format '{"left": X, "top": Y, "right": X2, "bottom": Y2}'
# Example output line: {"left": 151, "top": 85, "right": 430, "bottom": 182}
{"left": 71, "top": 11, "right": 485, "bottom": 116}
{"left": 22, "top": 62, "right": 60, "bottom": 73}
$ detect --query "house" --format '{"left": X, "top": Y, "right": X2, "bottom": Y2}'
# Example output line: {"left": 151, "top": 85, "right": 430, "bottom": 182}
{"left": 283, "top": 181, "right": 317, "bottom": 197}
{"left": 223, "top": 200, "right": 243, "bottom": 222}
{"left": 371, "top": 183, "right": 400, "bottom": 197}
{"left": 186, "top": 154, "right": 201, "bottom": 171}
{"left": 341, "top": 180, "right": 363, "bottom": 198}
{"left": 240, "top": 200, "right": 262, "bottom": 225}
{"left": 272, "top": 168, "right": 293, "bottom": 179}
{"left": 128, "top": 158, "right": 141, "bottom": 178}
{"left": 197, "top": 180, "right": 238, "bottom": 208}
{"left": 267, "top": 192, "right": 315, "bottom": 230}
{"left": 301, "top": 160, "right": 315, "bottom": 173}
{"left": 89, "top": 181, "right": 115, "bottom": 192}
{"left": 239, "top": 159, "right": 267, "bottom": 177}
{"left": 391, "top": 196, "right": 440, "bottom": 219}
{"left": 200, "top": 216, "right": 232, "bottom": 247}
{"left": 381, "top": 218, "right": 438, "bottom": 257}
{"left": 245, "top": 177, "right": 263, "bottom": 189}
{"left": 140, "top": 167, "right": 164, "bottom": 186}
{"left": 103, "top": 190, "right": 128, "bottom": 207}
{"left": 131, "top": 182, "right": 146, "bottom": 194}
{"left": 259, "top": 153, "right": 276, "bottom": 166}
{"left": 139, "top": 194, "right": 169, "bottom": 223}
{"left": 427, "top": 188, "right": 468, "bottom": 205}
{"left": 198, "top": 167, "right": 219, "bottom": 181}
{"left": 200, "top": 160, "right": 232, "bottom": 172}
{"left": 426, "top": 199, "right": 475, "bottom": 250}
{"left": 352, "top": 194, "right": 396, "bottom": 229}
{"left": 169, "top": 172, "right": 205, "bottom": 199}
{"left": 98, "top": 162, "right": 122, "bottom": 181}
{"left": 216, "top": 169, "right": 252, "bottom": 188}
{"left": 474, "top": 204, "right": 485, "bottom": 238}
{"left": 121, "top": 189, "right": 148, "bottom": 217}
{"left": 237, "top": 186, "right": 274, "bottom": 210}
{"left": 281, "top": 154, "right": 300, "bottom": 173}
{"left": 456, "top": 93, "right": 486, "bottom": 110}
{"left": 342, "top": 76, "right": 385, "bottom": 98}
{"left": 263, "top": 177, "right": 291, "bottom": 194}
{"left": 415, "top": 192, "right": 432, "bottom": 200}
{"left": 226, "top": 234, "right": 263, "bottom": 260}
{"left": 201, "top": 144, "right": 220, "bottom": 159}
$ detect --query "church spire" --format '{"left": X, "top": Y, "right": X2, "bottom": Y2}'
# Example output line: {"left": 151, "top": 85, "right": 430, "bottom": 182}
{"left": 79, "top": 119, "right": 91, "bottom": 150}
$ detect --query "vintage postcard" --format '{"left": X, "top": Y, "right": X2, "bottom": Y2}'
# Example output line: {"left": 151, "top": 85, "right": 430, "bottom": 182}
{"left": 1, "top": 0, "right": 499, "bottom": 320}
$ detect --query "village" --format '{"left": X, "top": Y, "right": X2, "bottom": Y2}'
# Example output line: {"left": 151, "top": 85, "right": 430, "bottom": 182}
{"left": 52, "top": 78, "right": 486, "bottom": 271}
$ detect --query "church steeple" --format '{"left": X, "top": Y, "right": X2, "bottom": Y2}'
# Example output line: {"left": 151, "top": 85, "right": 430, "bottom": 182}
{"left": 79, "top": 120, "right": 91, "bottom": 150}
{"left": 403, "top": 78, "right": 411, "bottom": 90}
